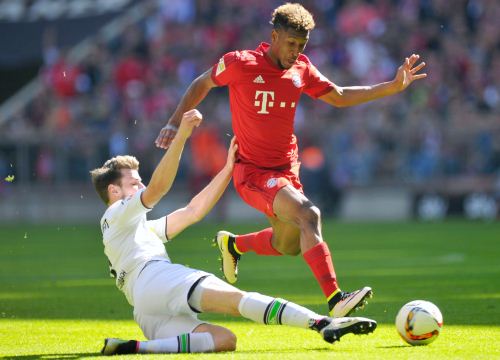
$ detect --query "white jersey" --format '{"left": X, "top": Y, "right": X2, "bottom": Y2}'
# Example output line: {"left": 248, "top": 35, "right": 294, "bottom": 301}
{"left": 100, "top": 188, "right": 170, "bottom": 305}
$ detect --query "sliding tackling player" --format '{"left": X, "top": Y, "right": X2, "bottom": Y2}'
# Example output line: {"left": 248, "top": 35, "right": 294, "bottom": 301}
{"left": 91, "top": 110, "right": 376, "bottom": 355}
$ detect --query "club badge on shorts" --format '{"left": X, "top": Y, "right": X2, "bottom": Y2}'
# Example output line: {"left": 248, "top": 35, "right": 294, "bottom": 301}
{"left": 116, "top": 270, "right": 126, "bottom": 289}
{"left": 266, "top": 178, "right": 278, "bottom": 188}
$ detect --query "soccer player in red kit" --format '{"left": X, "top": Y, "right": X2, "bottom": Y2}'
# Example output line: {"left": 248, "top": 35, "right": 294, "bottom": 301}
{"left": 155, "top": 3, "right": 427, "bottom": 317}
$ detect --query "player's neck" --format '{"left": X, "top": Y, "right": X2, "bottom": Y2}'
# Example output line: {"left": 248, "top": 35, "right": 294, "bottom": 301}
{"left": 264, "top": 47, "right": 284, "bottom": 70}
{"left": 107, "top": 196, "right": 121, "bottom": 207}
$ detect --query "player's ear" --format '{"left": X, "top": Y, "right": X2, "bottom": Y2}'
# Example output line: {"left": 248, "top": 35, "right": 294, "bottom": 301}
{"left": 108, "top": 183, "right": 120, "bottom": 197}
{"left": 271, "top": 29, "right": 279, "bottom": 43}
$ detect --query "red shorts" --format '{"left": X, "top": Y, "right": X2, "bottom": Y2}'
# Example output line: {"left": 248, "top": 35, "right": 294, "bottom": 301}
{"left": 233, "top": 161, "right": 303, "bottom": 217}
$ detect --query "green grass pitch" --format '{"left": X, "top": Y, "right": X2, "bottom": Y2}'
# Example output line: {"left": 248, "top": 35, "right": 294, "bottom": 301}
{"left": 1, "top": 220, "right": 499, "bottom": 359}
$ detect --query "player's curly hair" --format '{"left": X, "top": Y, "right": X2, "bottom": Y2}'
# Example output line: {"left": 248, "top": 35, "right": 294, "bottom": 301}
{"left": 90, "top": 155, "right": 139, "bottom": 204}
{"left": 271, "top": 3, "right": 315, "bottom": 33}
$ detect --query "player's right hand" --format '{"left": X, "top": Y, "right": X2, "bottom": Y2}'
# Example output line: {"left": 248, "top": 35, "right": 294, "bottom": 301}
{"left": 177, "top": 109, "right": 203, "bottom": 139}
{"left": 155, "top": 123, "right": 178, "bottom": 149}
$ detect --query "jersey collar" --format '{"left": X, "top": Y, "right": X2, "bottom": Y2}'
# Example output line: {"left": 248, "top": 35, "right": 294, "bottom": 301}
{"left": 257, "top": 42, "right": 287, "bottom": 72}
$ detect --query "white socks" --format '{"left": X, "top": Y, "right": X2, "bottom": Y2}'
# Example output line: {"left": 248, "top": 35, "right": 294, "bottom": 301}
{"left": 137, "top": 332, "right": 215, "bottom": 353}
{"left": 238, "top": 292, "right": 322, "bottom": 328}
{"left": 135, "top": 292, "right": 323, "bottom": 353}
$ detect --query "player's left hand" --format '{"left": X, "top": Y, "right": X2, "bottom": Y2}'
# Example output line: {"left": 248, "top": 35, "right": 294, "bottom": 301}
{"left": 225, "top": 136, "right": 238, "bottom": 171}
{"left": 393, "top": 54, "right": 427, "bottom": 91}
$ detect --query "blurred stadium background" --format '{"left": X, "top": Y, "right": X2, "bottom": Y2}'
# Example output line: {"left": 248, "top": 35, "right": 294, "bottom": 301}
{"left": 0, "top": 0, "right": 499, "bottom": 224}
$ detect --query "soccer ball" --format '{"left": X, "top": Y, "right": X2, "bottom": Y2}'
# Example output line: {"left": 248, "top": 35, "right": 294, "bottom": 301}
{"left": 395, "top": 300, "right": 443, "bottom": 345}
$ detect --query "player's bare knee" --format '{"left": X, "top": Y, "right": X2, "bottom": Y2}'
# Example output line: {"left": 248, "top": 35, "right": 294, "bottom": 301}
{"left": 213, "top": 328, "right": 237, "bottom": 352}
{"left": 297, "top": 202, "right": 321, "bottom": 228}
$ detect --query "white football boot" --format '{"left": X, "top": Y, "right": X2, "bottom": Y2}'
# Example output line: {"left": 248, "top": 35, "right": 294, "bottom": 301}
{"left": 329, "top": 286, "right": 373, "bottom": 317}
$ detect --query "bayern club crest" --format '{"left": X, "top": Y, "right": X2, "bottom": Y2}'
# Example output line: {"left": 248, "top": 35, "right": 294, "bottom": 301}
{"left": 266, "top": 178, "right": 278, "bottom": 188}
{"left": 291, "top": 72, "right": 302, "bottom": 88}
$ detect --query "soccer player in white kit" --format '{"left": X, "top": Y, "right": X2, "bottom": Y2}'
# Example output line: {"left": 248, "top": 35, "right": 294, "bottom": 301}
{"left": 91, "top": 109, "right": 377, "bottom": 355}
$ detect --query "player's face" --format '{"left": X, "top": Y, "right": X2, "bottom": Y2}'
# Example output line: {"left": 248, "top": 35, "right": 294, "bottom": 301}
{"left": 271, "top": 28, "right": 309, "bottom": 69}
{"left": 117, "top": 169, "right": 145, "bottom": 199}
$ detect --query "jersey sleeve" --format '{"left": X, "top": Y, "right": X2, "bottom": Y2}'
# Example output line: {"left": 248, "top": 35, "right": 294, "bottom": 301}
{"left": 303, "top": 63, "right": 335, "bottom": 99}
{"left": 106, "top": 188, "right": 151, "bottom": 228}
{"left": 146, "top": 216, "right": 168, "bottom": 243}
{"left": 211, "top": 51, "right": 241, "bottom": 86}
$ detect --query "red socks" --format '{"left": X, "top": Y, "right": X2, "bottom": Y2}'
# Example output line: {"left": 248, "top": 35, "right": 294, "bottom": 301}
{"left": 302, "top": 242, "right": 339, "bottom": 299}
{"left": 234, "top": 228, "right": 281, "bottom": 256}
{"left": 235, "top": 231, "right": 339, "bottom": 301}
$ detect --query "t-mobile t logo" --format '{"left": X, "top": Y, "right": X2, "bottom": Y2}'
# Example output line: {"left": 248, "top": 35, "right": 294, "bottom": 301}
{"left": 254, "top": 91, "right": 275, "bottom": 114}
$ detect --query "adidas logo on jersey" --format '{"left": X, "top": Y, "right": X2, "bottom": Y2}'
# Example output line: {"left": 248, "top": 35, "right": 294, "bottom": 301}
{"left": 253, "top": 75, "right": 265, "bottom": 84}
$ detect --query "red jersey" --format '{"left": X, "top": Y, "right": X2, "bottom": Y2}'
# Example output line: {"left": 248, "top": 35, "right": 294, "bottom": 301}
{"left": 211, "top": 42, "right": 334, "bottom": 168}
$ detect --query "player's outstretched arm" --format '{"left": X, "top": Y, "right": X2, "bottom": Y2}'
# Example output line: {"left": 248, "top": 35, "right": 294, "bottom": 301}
{"left": 141, "top": 110, "right": 202, "bottom": 209}
{"left": 165, "top": 137, "right": 238, "bottom": 240}
{"left": 155, "top": 69, "right": 217, "bottom": 149}
{"left": 319, "top": 54, "right": 426, "bottom": 108}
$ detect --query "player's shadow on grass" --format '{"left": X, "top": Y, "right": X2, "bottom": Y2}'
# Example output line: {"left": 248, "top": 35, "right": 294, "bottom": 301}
{"left": 212, "top": 347, "right": 336, "bottom": 355}
{"left": 377, "top": 345, "right": 408, "bottom": 349}
{"left": 2, "top": 353, "right": 101, "bottom": 360}
{"left": 3, "top": 349, "right": 334, "bottom": 358}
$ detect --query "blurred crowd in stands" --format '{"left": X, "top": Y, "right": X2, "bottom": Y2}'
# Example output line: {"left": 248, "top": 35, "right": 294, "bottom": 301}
{"left": 1, "top": 0, "right": 499, "bottom": 209}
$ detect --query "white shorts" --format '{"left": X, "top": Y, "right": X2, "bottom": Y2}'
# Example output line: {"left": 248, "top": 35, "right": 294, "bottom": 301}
{"left": 132, "top": 260, "right": 211, "bottom": 340}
